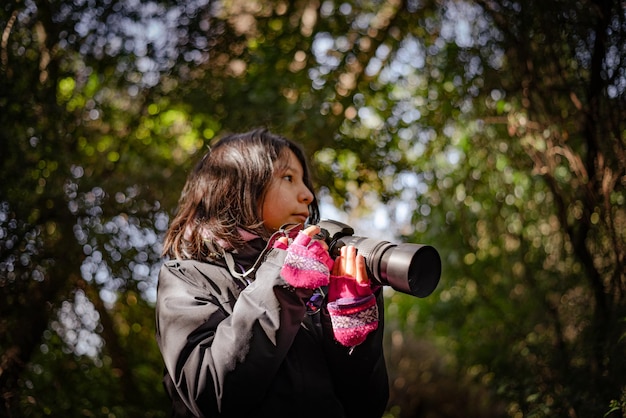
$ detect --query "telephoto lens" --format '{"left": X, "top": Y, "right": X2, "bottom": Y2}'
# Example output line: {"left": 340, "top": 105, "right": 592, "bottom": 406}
{"left": 316, "top": 220, "right": 441, "bottom": 298}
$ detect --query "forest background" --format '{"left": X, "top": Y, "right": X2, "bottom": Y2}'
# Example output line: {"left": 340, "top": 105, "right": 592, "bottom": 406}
{"left": 1, "top": 0, "right": 625, "bottom": 417}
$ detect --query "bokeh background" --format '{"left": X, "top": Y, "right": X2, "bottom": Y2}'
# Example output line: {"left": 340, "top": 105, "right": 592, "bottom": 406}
{"left": 1, "top": 0, "right": 625, "bottom": 416}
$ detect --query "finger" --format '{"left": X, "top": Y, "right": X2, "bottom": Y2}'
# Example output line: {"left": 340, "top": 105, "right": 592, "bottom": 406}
{"left": 332, "top": 253, "right": 344, "bottom": 276}
{"left": 277, "top": 237, "right": 288, "bottom": 245}
{"left": 301, "top": 225, "right": 320, "bottom": 237}
{"left": 335, "top": 245, "right": 349, "bottom": 276}
{"left": 355, "top": 253, "right": 368, "bottom": 285}
{"left": 345, "top": 245, "right": 357, "bottom": 277}
{"left": 340, "top": 245, "right": 349, "bottom": 276}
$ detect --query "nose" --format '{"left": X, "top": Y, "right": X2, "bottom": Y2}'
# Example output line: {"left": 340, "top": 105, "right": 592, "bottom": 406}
{"left": 300, "top": 186, "right": 314, "bottom": 203}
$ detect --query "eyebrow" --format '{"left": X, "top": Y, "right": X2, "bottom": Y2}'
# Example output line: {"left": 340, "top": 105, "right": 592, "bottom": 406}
{"left": 278, "top": 164, "right": 302, "bottom": 175}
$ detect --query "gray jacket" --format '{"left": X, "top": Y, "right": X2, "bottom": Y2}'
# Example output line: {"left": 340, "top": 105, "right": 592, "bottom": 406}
{"left": 155, "top": 243, "right": 389, "bottom": 418}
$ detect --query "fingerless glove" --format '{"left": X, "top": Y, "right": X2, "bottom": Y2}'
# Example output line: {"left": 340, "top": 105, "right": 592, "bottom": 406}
{"left": 327, "top": 275, "right": 379, "bottom": 347}
{"left": 278, "top": 232, "right": 334, "bottom": 289}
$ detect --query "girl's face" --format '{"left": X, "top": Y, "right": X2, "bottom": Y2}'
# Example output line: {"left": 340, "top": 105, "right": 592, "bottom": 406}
{"left": 261, "top": 149, "right": 314, "bottom": 232}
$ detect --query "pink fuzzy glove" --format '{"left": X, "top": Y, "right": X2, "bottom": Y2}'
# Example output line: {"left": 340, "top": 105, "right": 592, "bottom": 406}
{"left": 277, "top": 231, "right": 334, "bottom": 289}
{"left": 327, "top": 275, "right": 379, "bottom": 347}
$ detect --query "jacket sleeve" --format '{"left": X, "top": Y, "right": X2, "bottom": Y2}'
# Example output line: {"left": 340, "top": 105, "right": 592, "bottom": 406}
{"left": 322, "top": 287, "right": 390, "bottom": 417}
{"left": 155, "top": 250, "right": 313, "bottom": 417}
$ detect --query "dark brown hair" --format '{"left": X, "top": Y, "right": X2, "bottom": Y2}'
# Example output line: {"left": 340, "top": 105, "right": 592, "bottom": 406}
{"left": 162, "top": 128, "right": 320, "bottom": 261}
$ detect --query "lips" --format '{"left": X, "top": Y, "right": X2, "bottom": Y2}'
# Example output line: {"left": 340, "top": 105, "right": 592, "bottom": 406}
{"left": 294, "top": 213, "right": 309, "bottom": 223}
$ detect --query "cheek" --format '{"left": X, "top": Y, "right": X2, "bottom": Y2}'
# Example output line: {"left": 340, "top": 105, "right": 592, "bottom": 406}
{"left": 260, "top": 190, "right": 282, "bottom": 219}
{"left": 260, "top": 198, "right": 271, "bottom": 219}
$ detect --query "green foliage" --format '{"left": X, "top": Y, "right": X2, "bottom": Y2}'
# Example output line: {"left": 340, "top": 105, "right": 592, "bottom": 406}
{"left": 1, "top": 0, "right": 624, "bottom": 417}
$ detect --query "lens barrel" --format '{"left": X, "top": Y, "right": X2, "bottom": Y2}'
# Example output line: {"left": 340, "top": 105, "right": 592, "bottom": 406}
{"left": 334, "top": 236, "right": 441, "bottom": 297}
{"left": 316, "top": 219, "right": 441, "bottom": 298}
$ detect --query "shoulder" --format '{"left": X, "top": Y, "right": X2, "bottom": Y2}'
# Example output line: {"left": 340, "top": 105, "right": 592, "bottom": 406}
{"left": 159, "top": 258, "right": 244, "bottom": 293}
{"left": 160, "top": 258, "right": 221, "bottom": 276}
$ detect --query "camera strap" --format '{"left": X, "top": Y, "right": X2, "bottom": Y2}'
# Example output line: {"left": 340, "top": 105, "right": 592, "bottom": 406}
{"left": 221, "top": 223, "right": 303, "bottom": 282}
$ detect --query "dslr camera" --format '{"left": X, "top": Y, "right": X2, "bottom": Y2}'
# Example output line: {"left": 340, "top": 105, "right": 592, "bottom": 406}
{"left": 315, "top": 219, "right": 441, "bottom": 298}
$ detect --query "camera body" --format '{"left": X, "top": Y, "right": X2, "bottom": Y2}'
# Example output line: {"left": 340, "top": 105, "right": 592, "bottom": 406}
{"left": 316, "top": 219, "right": 441, "bottom": 298}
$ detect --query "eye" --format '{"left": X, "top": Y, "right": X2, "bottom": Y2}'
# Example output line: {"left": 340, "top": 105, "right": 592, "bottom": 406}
{"left": 282, "top": 174, "right": 293, "bottom": 182}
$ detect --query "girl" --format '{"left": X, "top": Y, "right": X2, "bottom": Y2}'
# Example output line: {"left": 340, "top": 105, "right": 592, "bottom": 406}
{"left": 156, "top": 128, "right": 389, "bottom": 417}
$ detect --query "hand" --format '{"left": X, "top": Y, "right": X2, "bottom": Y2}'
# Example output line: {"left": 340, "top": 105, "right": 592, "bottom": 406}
{"left": 327, "top": 245, "right": 378, "bottom": 347}
{"left": 275, "top": 225, "right": 328, "bottom": 251}
{"left": 331, "top": 245, "right": 368, "bottom": 285}
{"left": 276, "top": 225, "right": 334, "bottom": 289}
